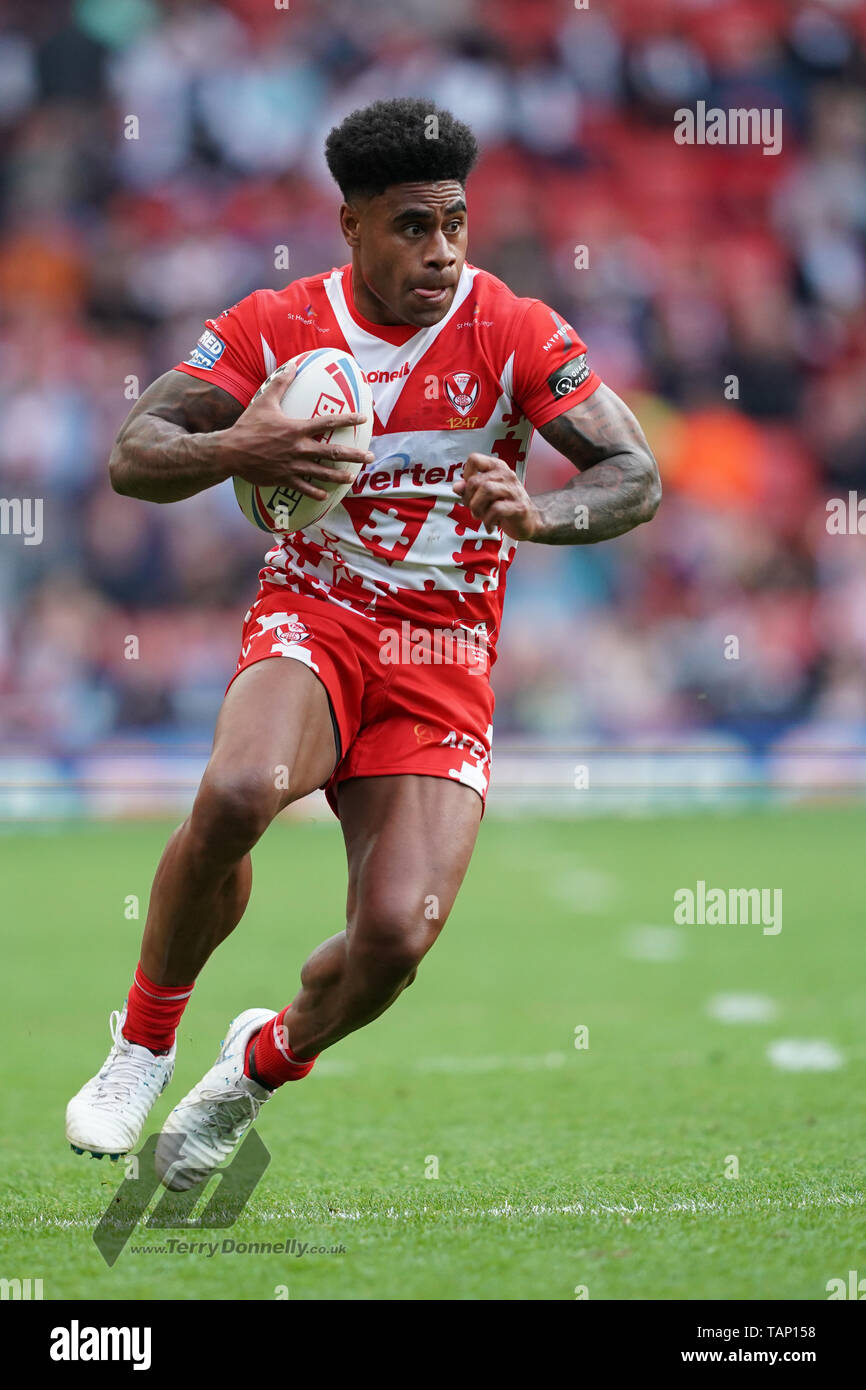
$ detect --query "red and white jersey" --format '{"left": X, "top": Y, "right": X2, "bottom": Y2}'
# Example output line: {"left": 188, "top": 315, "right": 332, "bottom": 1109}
{"left": 175, "top": 262, "right": 601, "bottom": 659}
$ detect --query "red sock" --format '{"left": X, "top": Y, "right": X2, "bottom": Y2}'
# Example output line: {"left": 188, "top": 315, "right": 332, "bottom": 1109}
{"left": 244, "top": 1007, "right": 318, "bottom": 1089}
{"left": 122, "top": 962, "right": 195, "bottom": 1053}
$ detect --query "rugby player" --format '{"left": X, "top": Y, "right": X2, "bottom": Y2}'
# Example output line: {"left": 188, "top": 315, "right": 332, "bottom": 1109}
{"left": 66, "top": 98, "right": 660, "bottom": 1188}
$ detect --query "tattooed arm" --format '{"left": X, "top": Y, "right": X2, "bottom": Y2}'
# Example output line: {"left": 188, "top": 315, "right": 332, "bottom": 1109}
{"left": 454, "top": 384, "right": 661, "bottom": 544}
{"left": 109, "top": 366, "right": 372, "bottom": 504}
{"left": 531, "top": 385, "right": 661, "bottom": 543}
{"left": 109, "top": 371, "right": 243, "bottom": 503}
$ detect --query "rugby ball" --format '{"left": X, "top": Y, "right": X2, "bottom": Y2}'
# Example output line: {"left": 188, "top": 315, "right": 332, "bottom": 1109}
{"left": 233, "top": 347, "right": 373, "bottom": 533}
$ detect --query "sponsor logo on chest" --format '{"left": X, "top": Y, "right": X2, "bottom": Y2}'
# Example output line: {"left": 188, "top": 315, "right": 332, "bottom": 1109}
{"left": 366, "top": 362, "right": 410, "bottom": 384}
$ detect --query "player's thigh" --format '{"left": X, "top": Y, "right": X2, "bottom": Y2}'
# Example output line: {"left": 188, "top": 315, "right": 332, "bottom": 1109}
{"left": 202, "top": 656, "right": 338, "bottom": 812}
{"left": 338, "top": 774, "right": 482, "bottom": 961}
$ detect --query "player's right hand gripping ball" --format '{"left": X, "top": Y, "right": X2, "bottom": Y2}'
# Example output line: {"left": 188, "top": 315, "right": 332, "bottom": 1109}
{"left": 233, "top": 348, "right": 373, "bottom": 534}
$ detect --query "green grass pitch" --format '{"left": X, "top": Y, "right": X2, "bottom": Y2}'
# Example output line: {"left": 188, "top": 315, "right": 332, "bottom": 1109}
{"left": 1, "top": 806, "right": 863, "bottom": 1301}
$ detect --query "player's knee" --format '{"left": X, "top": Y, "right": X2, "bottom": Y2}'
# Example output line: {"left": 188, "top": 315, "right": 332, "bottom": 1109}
{"left": 191, "top": 769, "right": 278, "bottom": 853}
{"left": 350, "top": 902, "right": 438, "bottom": 985}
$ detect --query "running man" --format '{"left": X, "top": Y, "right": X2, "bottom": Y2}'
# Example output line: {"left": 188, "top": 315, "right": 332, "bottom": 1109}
{"left": 66, "top": 98, "right": 660, "bottom": 1189}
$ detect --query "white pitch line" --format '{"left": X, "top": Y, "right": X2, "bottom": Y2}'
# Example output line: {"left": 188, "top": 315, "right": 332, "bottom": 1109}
{"left": 21, "top": 1191, "right": 863, "bottom": 1232}
{"left": 768, "top": 1039, "right": 844, "bottom": 1071}
{"left": 415, "top": 1052, "right": 567, "bottom": 1075}
{"left": 707, "top": 993, "right": 778, "bottom": 1024}
{"left": 316, "top": 1052, "right": 569, "bottom": 1078}
{"left": 622, "top": 925, "right": 685, "bottom": 961}
{"left": 308, "top": 1192, "right": 865, "bottom": 1223}
{"left": 548, "top": 868, "right": 617, "bottom": 912}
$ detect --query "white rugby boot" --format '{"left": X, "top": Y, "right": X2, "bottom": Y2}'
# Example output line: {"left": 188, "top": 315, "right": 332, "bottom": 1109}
{"left": 154, "top": 1007, "right": 275, "bottom": 1191}
{"left": 66, "top": 1007, "right": 176, "bottom": 1160}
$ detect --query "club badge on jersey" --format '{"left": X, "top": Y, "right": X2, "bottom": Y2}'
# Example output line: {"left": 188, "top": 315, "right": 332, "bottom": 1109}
{"left": 443, "top": 371, "right": 480, "bottom": 416}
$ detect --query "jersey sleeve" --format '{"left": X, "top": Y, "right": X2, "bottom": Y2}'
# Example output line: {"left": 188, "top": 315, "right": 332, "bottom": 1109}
{"left": 511, "top": 299, "right": 602, "bottom": 428}
{"left": 173, "top": 292, "right": 267, "bottom": 408}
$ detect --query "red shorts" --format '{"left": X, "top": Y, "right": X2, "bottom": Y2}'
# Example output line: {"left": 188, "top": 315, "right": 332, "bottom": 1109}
{"left": 227, "top": 587, "right": 494, "bottom": 818}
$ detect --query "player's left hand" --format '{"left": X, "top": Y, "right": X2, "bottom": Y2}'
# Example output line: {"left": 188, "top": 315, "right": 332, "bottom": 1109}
{"left": 454, "top": 453, "right": 542, "bottom": 540}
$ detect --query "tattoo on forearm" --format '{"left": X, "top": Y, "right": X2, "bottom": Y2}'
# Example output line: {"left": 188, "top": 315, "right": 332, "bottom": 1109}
{"left": 534, "top": 385, "right": 661, "bottom": 544}
{"left": 110, "top": 371, "right": 244, "bottom": 502}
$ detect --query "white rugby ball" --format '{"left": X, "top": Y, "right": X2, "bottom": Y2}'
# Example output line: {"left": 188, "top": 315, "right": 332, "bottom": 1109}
{"left": 233, "top": 347, "right": 373, "bottom": 533}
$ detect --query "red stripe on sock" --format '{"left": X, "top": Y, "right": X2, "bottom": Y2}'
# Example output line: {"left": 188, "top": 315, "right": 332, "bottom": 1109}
{"left": 122, "top": 962, "right": 194, "bottom": 1053}
{"left": 245, "top": 1007, "right": 317, "bottom": 1088}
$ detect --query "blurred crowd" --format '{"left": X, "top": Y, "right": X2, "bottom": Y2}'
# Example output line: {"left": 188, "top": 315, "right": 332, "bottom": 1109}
{"left": 1, "top": 0, "right": 866, "bottom": 757}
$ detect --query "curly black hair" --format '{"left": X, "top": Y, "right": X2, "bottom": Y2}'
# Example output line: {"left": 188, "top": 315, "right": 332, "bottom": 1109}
{"left": 325, "top": 98, "right": 479, "bottom": 200}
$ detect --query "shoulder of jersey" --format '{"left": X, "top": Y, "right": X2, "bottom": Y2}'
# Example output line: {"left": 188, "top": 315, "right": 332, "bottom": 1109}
{"left": 251, "top": 264, "right": 542, "bottom": 357}
{"left": 466, "top": 263, "right": 536, "bottom": 306}
{"left": 458, "top": 263, "right": 543, "bottom": 338}
{"left": 254, "top": 269, "right": 336, "bottom": 321}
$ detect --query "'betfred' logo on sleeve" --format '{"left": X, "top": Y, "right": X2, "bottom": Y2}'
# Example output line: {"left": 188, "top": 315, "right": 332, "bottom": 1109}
{"left": 184, "top": 329, "right": 226, "bottom": 371}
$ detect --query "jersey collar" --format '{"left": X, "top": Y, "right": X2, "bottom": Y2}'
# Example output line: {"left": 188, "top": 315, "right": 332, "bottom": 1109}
{"left": 339, "top": 264, "right": 465, "bottom": 344}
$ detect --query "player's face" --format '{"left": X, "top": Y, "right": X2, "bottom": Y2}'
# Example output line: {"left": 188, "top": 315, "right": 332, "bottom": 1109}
{"left": 342, "top": 181, "right": 468, "bottom": 329}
